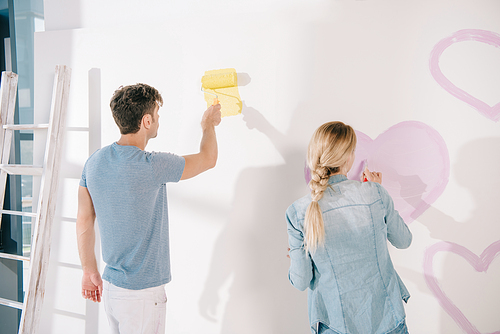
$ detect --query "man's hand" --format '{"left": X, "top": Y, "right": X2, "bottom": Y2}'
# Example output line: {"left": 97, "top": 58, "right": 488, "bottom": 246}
{"left": 201, "top": 104, "right": 222, "bottom": 130}
{"left": 82, "top": 270, "right": 103, "bottom": 303}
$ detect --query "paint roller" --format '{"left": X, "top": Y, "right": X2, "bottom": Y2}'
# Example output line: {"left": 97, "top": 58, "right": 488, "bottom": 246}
{"left": 201, "top": 70, "right": 238, "bottom": 105}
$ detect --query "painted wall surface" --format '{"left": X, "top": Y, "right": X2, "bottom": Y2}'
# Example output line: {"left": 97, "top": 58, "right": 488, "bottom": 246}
{"left": 34, "top": 1, "right": 499, "bottom": 333}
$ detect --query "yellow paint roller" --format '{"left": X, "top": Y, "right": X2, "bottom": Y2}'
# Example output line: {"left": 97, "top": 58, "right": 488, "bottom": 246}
{"left": 201, "top": 70, "right": 238, "bottom": 105}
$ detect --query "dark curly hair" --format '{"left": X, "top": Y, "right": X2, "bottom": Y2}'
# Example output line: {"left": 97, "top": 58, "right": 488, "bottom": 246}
{"left": 110, "top": 83, "right": 164, "bottom": 134}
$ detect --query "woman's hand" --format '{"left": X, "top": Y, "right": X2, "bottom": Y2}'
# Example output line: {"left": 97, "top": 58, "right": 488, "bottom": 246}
{"left": 362, "top": 167, "right": 382, "bottom": 184}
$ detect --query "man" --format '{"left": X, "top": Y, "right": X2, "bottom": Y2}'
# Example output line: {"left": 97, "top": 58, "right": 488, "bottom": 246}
{"left": 76, "top": 83, "right": 221, "bottom": 333}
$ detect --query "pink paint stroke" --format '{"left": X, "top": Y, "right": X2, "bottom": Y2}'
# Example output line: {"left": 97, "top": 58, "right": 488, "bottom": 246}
{"left": 423, "top": 241, "right": 500, "bottom": 334}
{"left": 429, "top": 29, "right": 500, "bottom": 122}
{"left": 305, "top": 121, "right": 450, "bottom": 224}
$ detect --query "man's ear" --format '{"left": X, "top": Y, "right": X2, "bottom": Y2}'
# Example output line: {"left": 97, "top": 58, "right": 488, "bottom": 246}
{"left": 142, "top": 113, "right": 152, "bottom": 129}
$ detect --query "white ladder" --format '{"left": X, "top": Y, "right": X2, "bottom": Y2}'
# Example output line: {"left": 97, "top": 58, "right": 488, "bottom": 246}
{"left": 0, "top": 65, "right": 71, "bottom": 334}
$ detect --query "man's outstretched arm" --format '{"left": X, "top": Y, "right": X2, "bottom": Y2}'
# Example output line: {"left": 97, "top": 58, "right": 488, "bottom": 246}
{"left": 76, "top": 185, "right": 102, "bottom": 302}
{"left": 181, "top": 104, "right": 222, "bottom": 180}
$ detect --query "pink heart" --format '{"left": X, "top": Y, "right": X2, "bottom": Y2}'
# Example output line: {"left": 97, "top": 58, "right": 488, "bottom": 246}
{"left": 304, "top": 121, "right": 450, "bottom": 224}
{"left": 424, "top": 241, "right": 500, "bottom": 334}
{"left": 429, "top": 29, "right": 500, "bottom": 122}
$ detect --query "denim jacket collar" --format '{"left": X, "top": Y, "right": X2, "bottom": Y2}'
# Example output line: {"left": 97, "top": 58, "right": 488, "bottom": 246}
{"left": 328, "top": 174, "right": 348, "bottom": 185}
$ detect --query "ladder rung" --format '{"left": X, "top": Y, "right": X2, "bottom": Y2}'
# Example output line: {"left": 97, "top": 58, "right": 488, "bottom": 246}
{"left": 3, "top": 124, "right": 49, "bottom": 130}
{"left": 0, "top": 297, "right": 23, "bottom": 310}
{"left": 0, "top": 164, "right": 43, "bottom": 175}
{"left": 0, "top": 252, "right": 30, "bottom": 262}
{"left": 67, "top": 126, "right": 89, "bottom": 132}
{"left": 1, "top": 209, "right": 36, "bottom": 218}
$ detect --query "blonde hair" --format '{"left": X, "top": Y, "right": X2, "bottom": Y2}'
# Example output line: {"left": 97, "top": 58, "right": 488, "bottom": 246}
{"left": 304, "top": 121, "right": 357, "bottom": 254}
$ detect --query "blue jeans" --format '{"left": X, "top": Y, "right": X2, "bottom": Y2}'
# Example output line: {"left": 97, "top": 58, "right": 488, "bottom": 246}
{"left": 318, "top": 320, "right": 409, "bottom": 334}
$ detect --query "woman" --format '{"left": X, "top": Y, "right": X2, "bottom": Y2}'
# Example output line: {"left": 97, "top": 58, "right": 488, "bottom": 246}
{"left": 286, "top": 121, "right": 412, "bottom": 334}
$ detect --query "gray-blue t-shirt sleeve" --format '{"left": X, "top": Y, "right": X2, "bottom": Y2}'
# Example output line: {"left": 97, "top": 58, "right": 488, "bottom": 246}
{"left": 80, "top": 161, "right": 88, "bottom": 187}
{"left": 150, "top": 152, "right": 185, "bottom": 184}
{"left": 80, "top": 148, "right": 101, "bottom": 188}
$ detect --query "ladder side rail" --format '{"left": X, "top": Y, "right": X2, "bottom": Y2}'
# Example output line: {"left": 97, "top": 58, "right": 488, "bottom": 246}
{"left": 0, "top": 73, "right": 18, "bottom": 163}
{"left": 0, "top": 71, "right": 16, "bottom": 149}
{"left": 0, "top": 72, "right": 18, "bottom": 230}
{"left": 0, "top": 72, "right": 23, "bottom": 314}
{"left": 18, "top": 65, "right": 71, "bottom": 334}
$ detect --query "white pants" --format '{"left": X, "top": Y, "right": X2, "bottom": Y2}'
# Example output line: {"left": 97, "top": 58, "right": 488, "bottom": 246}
{"left": 103, "top": 281, "right": 167, "bottom": 334}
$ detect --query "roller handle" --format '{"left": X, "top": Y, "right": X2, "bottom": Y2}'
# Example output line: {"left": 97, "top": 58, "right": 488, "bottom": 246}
{"left": 362, "top": 161, "right": 368, "bottom": 182}
{"left": 212, "top": 98, "right": 219, "bottom": 105}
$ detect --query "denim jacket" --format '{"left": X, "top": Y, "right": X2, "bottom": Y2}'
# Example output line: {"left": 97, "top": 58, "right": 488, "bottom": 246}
{"left": 287, "top": 175, "right": 412, "bottom": 334}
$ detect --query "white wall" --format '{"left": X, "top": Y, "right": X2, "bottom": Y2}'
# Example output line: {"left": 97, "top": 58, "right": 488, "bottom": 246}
{"left": 34, "top": 1, "right": 500, "bottom": 333}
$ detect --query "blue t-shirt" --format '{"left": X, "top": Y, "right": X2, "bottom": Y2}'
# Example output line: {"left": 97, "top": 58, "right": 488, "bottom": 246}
{"left": 80, "top": 142, "right": 185, "bottom": 290}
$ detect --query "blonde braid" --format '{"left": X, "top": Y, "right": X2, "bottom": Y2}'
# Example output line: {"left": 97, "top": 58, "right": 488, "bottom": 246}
{"left": 310, "top": 165, "right": 332, "bottom": 201}
{"left": 303, "top": 121, "right": 357, "bottom": 254}
{"left": 304, "top": 164, "right": 332, "bottom": 253}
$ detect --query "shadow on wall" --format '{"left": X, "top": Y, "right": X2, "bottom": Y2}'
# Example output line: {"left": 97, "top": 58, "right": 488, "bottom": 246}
{"left": 198, "top": 102, "right": 315, "bottom": 334}
{"left": 418, "top": 137, "right": 500, "bottom": 333}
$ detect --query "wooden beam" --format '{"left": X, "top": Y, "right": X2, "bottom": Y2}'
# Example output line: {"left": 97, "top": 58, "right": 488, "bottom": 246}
{"left": 0, "top": 71, "right": 18, "bottom": 231}
{"left": 18, "top": 65, "right": 71, "bottom": 334}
